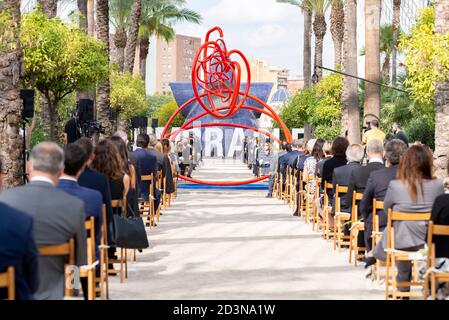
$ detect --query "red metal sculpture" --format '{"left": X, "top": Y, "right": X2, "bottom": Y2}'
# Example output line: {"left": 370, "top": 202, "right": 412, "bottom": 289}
{"left": 162, "top": 27, "right": 292, "bottom": 186}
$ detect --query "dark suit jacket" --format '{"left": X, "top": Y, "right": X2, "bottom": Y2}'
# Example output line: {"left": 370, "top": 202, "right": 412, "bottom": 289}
{"left": 359, "top": 165, "right": 398, "bottom": 228}
{"left": 132, "top": 148, "right": 157, "bottom": 200}
{"left": 321, "top": 155, "right": 347, "bottom": 189}
{"left": 279, "top": 150, "right": 299, "bottom": 181}
{"left": 0, "top": 181, "right": 86, "bottom": 300}
{"left": 58, "top": 179, "right": 103, "bottom": 261}
{"left": 0, "top": 203, "right": 39, "bottom": 300}
{"left": 345, "top": 161, "right": 385, "bottom": 215}
{"left": 332, "top": 162, "right": 361, "bottom": 212}
{"left": 128, "top": 152, "right": 142, "bottom": 194}
{"left": 78, "top": 167, "right": 113, "bottom": 243}
{"left": 430, "top": 193, "right": 449, "bottom": 258}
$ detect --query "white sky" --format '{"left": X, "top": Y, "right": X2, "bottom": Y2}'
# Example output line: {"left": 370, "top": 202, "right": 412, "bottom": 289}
{"left": 174, "top": 0, "right": 335, "bottom": 77}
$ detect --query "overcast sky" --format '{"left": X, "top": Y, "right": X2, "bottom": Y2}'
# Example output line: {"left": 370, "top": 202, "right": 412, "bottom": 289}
{"left": 173, "top": 0, "right": 335, "bottom": 77}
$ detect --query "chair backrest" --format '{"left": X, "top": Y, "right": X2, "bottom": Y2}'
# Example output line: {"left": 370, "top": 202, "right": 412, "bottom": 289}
{"left": 324, "top": 182, "right": 333, "bottom": 206}
{"left": 427, "top": 221, "right": 449, "bottom": 250}
{"left": 386, "top": 209, "right": 431, "bottom": 250}
{"left": 141, "top": 174, "right": 154, "bottom": 197}
{"left": 351, "top": 191, "right": 364, "bottom": 222}
{"left": 101, "top": 204, "right": 107, "bottom": 246}
{"left": 0, "top": 266, "right": 15, "bottom": 300}
{"left": 335, "top": 185, "right": 348, "bottom": 212}
{"left": 372, "top": 199, "right": 384, "bottom": 232}
{"left": 39, "top": 239, "right": 75, "bottom": 297}
{"left": 111, "top": 199, "right": 127, "bottom": 216}
{"left": 85, "top": 217, "right": 95, "bottom": 265}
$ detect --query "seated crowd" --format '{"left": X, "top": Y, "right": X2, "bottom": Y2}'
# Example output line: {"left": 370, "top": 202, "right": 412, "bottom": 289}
{"left": 267, "top": 120, "right": 449, "bottom": 299}
{"left": 0, "top": 132, "right": 179, "bottom": 300}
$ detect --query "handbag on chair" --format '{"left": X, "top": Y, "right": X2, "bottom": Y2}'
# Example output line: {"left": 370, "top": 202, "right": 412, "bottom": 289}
{"left": 111, "top": 197, "right": 149, "bottom": 249}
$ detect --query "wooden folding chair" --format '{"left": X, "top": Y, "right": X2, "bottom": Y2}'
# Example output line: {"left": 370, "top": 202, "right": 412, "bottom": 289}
{"left": 424, "top": 221, "right": 449, "bottom": 300}
{"left": 283, "top": 166, "right": 291, "bottom": 204}
{"left": 348, "top": 192, "right": 365, "bottom": 266}
{"left": 322, "top": 182, "right": 334, "bottom": 240}
{"left": 140, "top": 174, "right": 155, "bottom": 228}
{"left": 312, "top": 177, "right": 322, "bottom": 231}
{"left": 273, "top": 170, "right": 279, "bottom": 198}
{"left": 79, "top": 217, "right": 97, "bottom": 300}
{"left": 385, "top": 210, "right": 430, "bottom": 300}
{"left": 371, "top": 199, "right": 386, "bottom": 284}
{"left": 95, "top": 205, "right": 109, "bottom": 299}
{"left": 156, "top": 170, "right": 163, "bottom": 223}
{"left": 39, "top": 239, "right": 75, "bottom": 297}
{"left": 333, "top": 185, "right": 350, "bottom": 251}
{"left": 304, "top": 174, "right": 316, "bottom": 223}
{"left": 108, "top": 200, "right": 128, "bottom": 283}
{"left": 0, "top": 266, "right": 15, "bottom": 300}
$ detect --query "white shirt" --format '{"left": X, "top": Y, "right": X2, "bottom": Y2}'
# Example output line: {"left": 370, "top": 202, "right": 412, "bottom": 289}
{"left": 59, "top": 176, "right": 77, "bottom": 183}
{"left": 30, "top": 176, "right": 55, "bottom": 186}
{"left": 369, "top": 158, "right": 384, "bottom": 164}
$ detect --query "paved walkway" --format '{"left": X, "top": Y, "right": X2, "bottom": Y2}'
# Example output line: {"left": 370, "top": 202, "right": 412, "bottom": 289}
{"left": 110, "top": 158, "right": 384, "bottom": 300}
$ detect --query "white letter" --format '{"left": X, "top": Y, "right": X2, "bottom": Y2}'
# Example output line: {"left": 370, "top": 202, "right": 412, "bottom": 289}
{"left": 227, "top": 128, "right": 245, "bottom": 157}
{"left": 204, "top": 128, "right": 223, "bottom": 157}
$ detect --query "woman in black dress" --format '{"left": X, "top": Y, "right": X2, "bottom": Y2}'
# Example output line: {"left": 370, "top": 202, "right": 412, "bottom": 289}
{"left": 91, "top": 139, "right": 129, "bottom": 260}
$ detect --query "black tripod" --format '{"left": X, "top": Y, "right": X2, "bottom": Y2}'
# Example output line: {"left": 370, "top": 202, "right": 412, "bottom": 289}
{"left": 21, "top": 119, "right": 29, "bottom": 184}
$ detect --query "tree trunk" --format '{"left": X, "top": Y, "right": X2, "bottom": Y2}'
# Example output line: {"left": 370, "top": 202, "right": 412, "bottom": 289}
{"left": 139, "top": 37, "right": 150, "bottom": 82}
{"left": 0, "top": 0, "right": 23, "bottom": 188}
{"left": 382, "top": 55, "right": 391, "bottom": 82}
{"left": 39, "top": 94, "right": 51, "bottom": 140}
{"left": 87, "top": 0, "right": 95, "bottom": 36}
{"left": 331, "top": 3, "right": 345, "bottom": 68}
{"left": 392, "top": 0, "right": 401, "bottom": 86}
{"left": 434, "top": 0, "right": 449, "bottom": 178}
{"left": 36, "top": 0, "right": 57, "bottom": 18}
{"left": 342, "top": 0, "right": 360, "bottom": 144}
{"left": 46, "top": 96, "right": 59, "bottom": 142}
{"left": 303, "top": 8, "right": 312, "bottom": 88}
{"left": 114, "top": 27, "right": 127, "bottom": 72}
{"left": 313, "top": 14, "right": 327, "bottom": 81}
{"left": 364, "top": 0, "right": 381, "bottom": 123}
{"left": 96, "top": 0, "right": 113, "bottom": 135}
{"left": 77, "top": 0, "right": 88, "bottom": 31}
{"left": 77, "top": 0, "right": 95, "bottom": 103}
{"left": 117, "top": 113, "right": 129, "bottom": 133}
{"left": 124, "top": 0, "right": 142, "bottom": 74}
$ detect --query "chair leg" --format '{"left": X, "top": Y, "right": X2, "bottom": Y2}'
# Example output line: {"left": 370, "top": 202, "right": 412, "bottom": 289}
{"left": 431, "top": 274, "right": 436, "bottom": 300}
{"left": 333, "top": 217, "right": 337, "bottom": 250}
{"left": 385, "top": 255, "right": 390, "bottom": 300}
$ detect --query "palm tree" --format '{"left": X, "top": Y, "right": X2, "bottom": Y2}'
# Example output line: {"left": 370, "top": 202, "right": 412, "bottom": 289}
{"left": 364, "top": 0, "right": 381, "bottom": 124}
{"left": 0, "top": 0, "right": 23, "bottom": 187}
{"left": 304, "top": 0, "right": 331, "bottom": 80}
{"left": 434, "top": 0, "right": 449, "bottom": 177}
{"left": 124, "top": 0, "right": 142, "bottom": 73}
{"left": 110, "top": 0, "right": 133, "bottom": 72}
{"left": 341, "top": 0, "right": 360, "bottom": 143}
{"left": 276, "top": 0, "right": 313, "bottom": 139}
{"left": 330, "top": 0, "right": 344, "bottom": 67}
{"left": 276, "top": 0, "right": 312, "bottom": 87}
{"left": 77, "top": 0, "right": 88, "bottom": 30}
{"left": 138, "top": 0, "right": 202, "bottom": 82}
{"left": 391, "top": 0, "right": 401, "bottom": 86}
{"left": 96, "top": 0, "right": 112, "bottom": 135}
{"left": 37, "top": 0, "right": 57, "bottom": 17}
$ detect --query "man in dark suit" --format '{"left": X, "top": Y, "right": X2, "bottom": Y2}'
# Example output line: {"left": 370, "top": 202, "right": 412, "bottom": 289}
{"left": 345, "top": 139, "right": 386, "bottom": 214}
{"left": 0, "top": 142, "right": 86, "bottom": 300}
{"left": 332, "top": 144, "right": 364, "bottom": 213}
{"left": 76, "top": 137, "right": 113, "bottom": 245}
{"left": 360, "top": 139, "right": 407, "bottom": 250}
{"left": 58, "top": 143, "right": 103, "bottom": 300}
{"left": 132, "top": 134, "right": 160, "bottom": 208}
{"left": 114, "top": 131, "right": 142, "bottom": 193}
{"left": 0, "top": 157, "right": 39, "bottom": 300}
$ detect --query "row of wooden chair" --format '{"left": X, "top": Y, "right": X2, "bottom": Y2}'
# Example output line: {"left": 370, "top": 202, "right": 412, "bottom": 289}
{"left": 271, "top": 166, "right": 449, "bottom": 300}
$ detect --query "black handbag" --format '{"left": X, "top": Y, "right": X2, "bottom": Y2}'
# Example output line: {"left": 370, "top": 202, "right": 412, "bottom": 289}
{"left": 111, "top": 200, "right": 149, "bottom": 249}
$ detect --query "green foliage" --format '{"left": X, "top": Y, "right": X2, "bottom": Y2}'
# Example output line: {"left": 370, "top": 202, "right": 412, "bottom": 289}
{"left": 0, "top": 6, "right": 17, "bottom": 51}
{"left": 21, "top": 10, "right": 109, "bottom": 101}
{"left": 400, "top": 7, "right": 449, "bottom": 106}
{"left": 110, "top": 70, "right": 147, "bottom": 118}
{"left": 277, "top": 73, "right": 342, "bottom": 141}
{"left": 156, "top": 99, "right": 185, "bottom": 129}
{"left": 146, "top": 93, "right": 173, "bottom": 118}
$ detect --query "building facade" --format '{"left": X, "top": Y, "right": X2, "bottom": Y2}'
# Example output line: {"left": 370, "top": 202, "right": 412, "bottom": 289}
{"left": 147, "top": 34, "right": 201, "bottom": 95}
